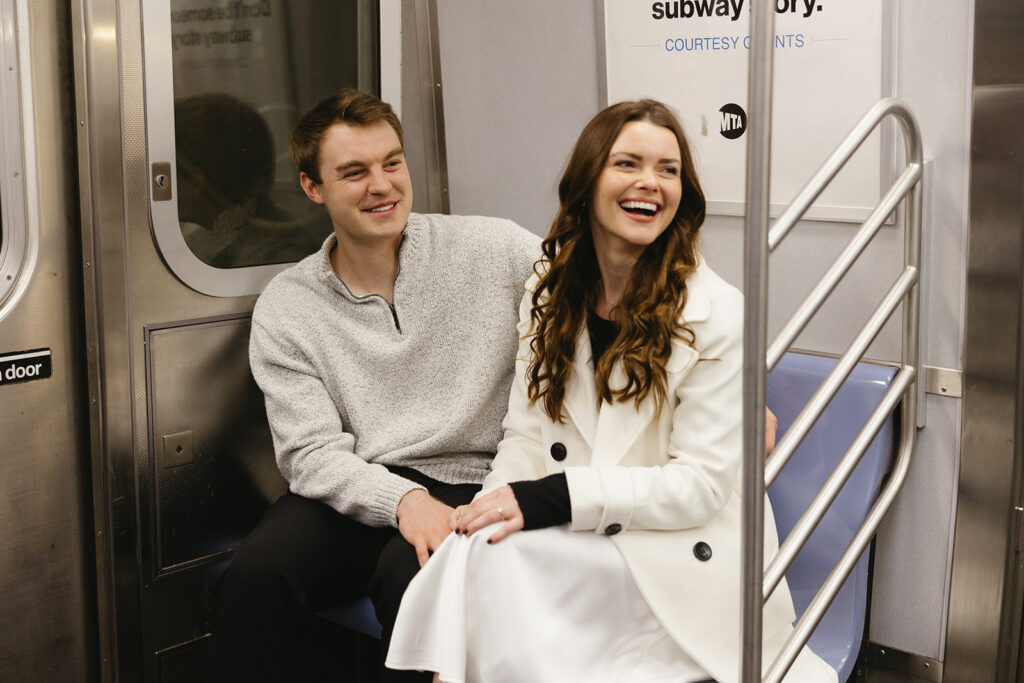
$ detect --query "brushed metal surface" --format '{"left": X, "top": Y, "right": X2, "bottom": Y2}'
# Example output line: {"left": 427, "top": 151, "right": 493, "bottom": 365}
{"left": 0, "top": 1, "right": 96, "bottom": 681}
{"left": 923, "top": 366, "right": 963, "bottom": 399}
{"left": 864, "top": 642, "right": 943, "bottom": 682}
{"left": 72, "top": 0, "right": 146, "bottom": 677}
{"left": 161, "top": 429, "right": 193, "bottom": 469}
{"left": 403, "top": 0, "right": 449, "bottom": 215}
{"left": 145, "top": 317, "right": 284, "bottom": 574}
{"left": 944, "top": 1, "right": 1024, "bottom": 680}
{"left": 150, "top": 161, "right": 171, "bottom": 202}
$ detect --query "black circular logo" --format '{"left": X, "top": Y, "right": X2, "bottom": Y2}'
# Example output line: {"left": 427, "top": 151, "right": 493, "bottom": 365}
{"left": 719, "top": 103, "right": 747, "bottom": 140}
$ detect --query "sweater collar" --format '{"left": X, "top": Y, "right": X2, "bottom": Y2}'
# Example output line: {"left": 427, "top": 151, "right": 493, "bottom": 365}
{"left": 315, "top": 214, "right": 422, "bottom": 301}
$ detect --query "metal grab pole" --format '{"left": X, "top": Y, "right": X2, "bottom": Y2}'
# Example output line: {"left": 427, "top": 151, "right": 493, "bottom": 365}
{"left": 741, "top": 2, "right": 775, "bottom": 682}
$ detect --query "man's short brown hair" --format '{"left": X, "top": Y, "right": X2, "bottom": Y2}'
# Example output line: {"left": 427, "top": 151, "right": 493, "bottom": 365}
{"left": 290, "top": 89, "right": 404, "bottom": 185}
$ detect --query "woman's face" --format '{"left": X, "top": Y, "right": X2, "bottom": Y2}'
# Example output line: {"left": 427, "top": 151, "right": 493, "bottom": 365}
{"left": 589, "top": 120, "right": 683, "bottom": 264}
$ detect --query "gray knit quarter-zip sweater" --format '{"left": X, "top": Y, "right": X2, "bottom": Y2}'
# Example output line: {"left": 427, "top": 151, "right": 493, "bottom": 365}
{"left": 250, "top": 213, "right": 541, "bottom": 528}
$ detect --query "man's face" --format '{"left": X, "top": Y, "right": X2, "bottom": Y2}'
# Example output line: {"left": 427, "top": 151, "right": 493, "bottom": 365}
{"left": 300, "top": 120, "right": 412, "bottom": 249}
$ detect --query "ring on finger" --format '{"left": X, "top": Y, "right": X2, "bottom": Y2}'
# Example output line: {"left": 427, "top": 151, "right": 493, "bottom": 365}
{"left": 496, "top": 507, "right": 505, "bottom": 519}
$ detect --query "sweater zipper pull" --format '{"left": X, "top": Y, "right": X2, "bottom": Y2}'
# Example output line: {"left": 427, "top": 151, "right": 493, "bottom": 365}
{"left": 389, "top": 303, "right": 402, "bottom": 333}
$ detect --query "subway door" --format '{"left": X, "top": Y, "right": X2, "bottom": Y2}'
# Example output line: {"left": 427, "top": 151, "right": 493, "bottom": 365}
{"left": 0, "top": 1, "right": 98, "bottom": 681}
{"left": 73, "top": 0, "right": 404, "bottom": 680}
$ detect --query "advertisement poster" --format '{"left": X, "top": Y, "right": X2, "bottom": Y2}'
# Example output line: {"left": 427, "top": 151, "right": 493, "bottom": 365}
{"left": 604, "top": 0, "right": 890, "bottom": 221}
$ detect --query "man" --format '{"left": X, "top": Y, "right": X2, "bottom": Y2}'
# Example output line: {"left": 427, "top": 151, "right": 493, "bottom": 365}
{"left": 208, "top": 89, "right": 540, "bottom": 682}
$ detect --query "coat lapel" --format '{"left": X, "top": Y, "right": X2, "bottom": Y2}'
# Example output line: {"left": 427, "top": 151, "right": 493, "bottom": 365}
{"left": 562, "top": 325, "right": 598, "bottom": 449}
{"left": 586, "top": 261, "right": 713, "bottom": 467}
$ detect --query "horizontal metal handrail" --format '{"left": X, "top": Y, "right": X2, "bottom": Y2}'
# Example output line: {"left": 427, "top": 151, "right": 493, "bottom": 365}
{"left": 763, "top": 367, "right": 915, "bottom": 600}
{"left": 769, "top": 98, "right": 922, "bottom": 251}
{"left": 764, "top": 266, "right": 918, "bottom": 488}
{"left": 766, "top": 164, "right": 921, "bottom": 371}
{"left": 764, "top": 379, "right": 918, "bottom": 683}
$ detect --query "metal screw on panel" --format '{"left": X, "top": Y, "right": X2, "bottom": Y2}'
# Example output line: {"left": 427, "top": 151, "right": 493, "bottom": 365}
{"left": 154, "top": 174, "right": 169, "bottom": 189}
{"left": 12, "top": 171, "right": 18, "bottom": 177}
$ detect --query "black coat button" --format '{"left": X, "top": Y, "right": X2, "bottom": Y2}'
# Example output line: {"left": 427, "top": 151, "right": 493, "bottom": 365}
{"left": 693, "top": 542, "right": 712, "bottom": 561}
{"left": 604, "top": 523, "right": 622, "bottom": 536}
{"left": 550, "top": 442, "right": 567, "bottom": 461}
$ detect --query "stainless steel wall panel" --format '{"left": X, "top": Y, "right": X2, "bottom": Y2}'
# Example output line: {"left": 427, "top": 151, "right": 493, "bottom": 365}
{"left": 113, "top": 2, "right": 275, "bottom": 679}
{"left": 401, "top": 0, "right": 450, "bottom": 215}
{"left": 944, "top": 1, "right": 1024, "bottom": 679}
{"left": 145, "top": 317, "right": 284, "bottom": 574}
{"left": 0, "top": 1, "right": 96, "bottom": 680}
{"left": 73, "top": 0, "right": 142, "bottom": 675}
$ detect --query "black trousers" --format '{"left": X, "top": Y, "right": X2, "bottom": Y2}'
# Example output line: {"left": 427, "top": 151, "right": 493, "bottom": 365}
{"left": 207, "top": 467, "right": 480, "bottom": 682}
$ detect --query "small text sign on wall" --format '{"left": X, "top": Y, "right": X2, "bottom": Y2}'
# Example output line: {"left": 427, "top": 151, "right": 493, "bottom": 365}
{"left": 603, "top": 0, "right": 891, "bottom": 222}
{"left": 0, "top": 348, "right": 52, "bottom": 385}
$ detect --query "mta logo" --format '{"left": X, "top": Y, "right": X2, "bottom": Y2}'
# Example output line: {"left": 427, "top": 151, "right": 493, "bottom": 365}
{"left": 719, "top": 103, "right": 747, "bottom": 140}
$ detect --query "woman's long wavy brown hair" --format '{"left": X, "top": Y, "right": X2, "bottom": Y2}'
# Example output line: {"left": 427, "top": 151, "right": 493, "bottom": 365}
{"left": 526, "top": 99, "right": 706, "bottom": 422}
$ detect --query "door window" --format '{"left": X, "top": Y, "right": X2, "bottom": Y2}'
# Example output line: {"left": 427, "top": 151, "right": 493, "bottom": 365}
{"left": 0, "top": 0, "right": 37, "bottom": 319}
{"left": 145, "top": 0, "right": 389, "bottom": 295}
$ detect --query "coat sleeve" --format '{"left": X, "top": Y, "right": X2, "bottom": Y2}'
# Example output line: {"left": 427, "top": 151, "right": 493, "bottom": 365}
{"left": 481, "top": 280, "right": 549, "bottom": 493}
{"left": 565, "top": 285, "right": 744, "bottom": 533}
{"left": 249, "top": 310, "right": 425, "bottom": 528}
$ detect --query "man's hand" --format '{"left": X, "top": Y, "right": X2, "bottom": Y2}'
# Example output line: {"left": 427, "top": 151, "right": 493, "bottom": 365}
{"left": 396, "top": 489, "right": 455, "bottom": 567}
{"left": 766, "top": 407, "right": 779, "bottom": 455}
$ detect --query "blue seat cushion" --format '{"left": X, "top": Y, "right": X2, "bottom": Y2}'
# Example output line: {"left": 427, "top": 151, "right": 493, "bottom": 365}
{"left": 767, "top": 352, "right": 898, "bottom": 681}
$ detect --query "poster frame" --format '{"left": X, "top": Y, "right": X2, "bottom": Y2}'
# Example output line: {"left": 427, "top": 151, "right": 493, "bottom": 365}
{"left": 597, "top": 0, "right": 900, "bottom": 223}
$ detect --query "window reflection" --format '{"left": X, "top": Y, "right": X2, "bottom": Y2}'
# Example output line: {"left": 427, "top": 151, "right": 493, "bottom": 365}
{"left": 175, "top": 94, "right": 324, "bottom": 267}
{"left": 170, "top": 0, "right": 377, "bottom": 269}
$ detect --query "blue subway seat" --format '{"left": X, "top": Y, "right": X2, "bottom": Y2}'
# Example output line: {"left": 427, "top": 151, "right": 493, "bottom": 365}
{"left": 767, "top": 351, "right": 898, "bottom": 682}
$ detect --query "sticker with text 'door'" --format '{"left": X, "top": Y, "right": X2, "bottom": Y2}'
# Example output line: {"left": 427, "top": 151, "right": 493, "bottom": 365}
{"left": 0, "top": 348, "right": 52, "bottom": 385}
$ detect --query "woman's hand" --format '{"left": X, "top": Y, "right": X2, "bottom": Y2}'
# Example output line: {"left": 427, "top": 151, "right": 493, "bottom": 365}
{"left": 449, "top": 485, "right": 525, "bottom": 544}
{"left": 765, "top": 407, "right": 779, "bottom": 455}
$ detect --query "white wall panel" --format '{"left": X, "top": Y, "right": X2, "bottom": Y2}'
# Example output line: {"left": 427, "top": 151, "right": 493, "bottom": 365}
{"left": 437, "top": 0, "right": 601, "bottom": 236}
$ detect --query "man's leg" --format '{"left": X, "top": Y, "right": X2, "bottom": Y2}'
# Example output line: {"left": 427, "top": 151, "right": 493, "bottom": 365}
{"left": 208, "top": 493, "right": 393, "bottom": 682}
{"left": 369, "top": 479, "right": 481, "bottom": 683}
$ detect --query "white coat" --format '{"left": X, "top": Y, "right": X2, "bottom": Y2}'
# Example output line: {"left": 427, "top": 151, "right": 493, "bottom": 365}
{"left": 482, "top": 261, "right": 837, "bottom": 683}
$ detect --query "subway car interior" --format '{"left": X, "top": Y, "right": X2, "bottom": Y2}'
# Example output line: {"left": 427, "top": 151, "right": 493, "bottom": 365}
{"left": 1, "top": 0, "right": 1022, "bottom": 681}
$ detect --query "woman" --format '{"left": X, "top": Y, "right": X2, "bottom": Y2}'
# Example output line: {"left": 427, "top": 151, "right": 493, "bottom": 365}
{"left": 386, "top": 100, "right": 836, "bottom": 683}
